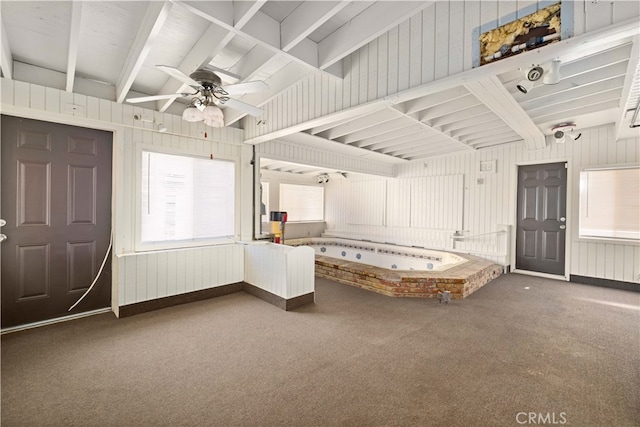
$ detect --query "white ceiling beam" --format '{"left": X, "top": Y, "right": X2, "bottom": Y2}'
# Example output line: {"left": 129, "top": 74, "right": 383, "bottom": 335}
{"left": 404, "top": 145, "right": 470, "bottom": 161}
{"left": 452, "top": 121, "right": 513, "bottom": 139}
{"left": 156, "top": 23, "right": 234, "bottom": 112}
{"left": 460, "top": 129, "right": 519, "bottom": 144}
{"left": 378, "top": 136, "right": 447, "bottom": 156}
{"left": 512, "top": 60, "right": 630, "bottom": 104}
{"left": 309, "top": 116, "right": 356, "bottom": 135}
{"left": 319, "top": 109, "right": 398, "bottom": 140}
{"left": 384, "top": 139, "right": 467, "bottom": 158}
{"left": 0, "top": 16, "right": 13, "bottom": 79}
{"left": 427, "top": 105, "right": 489, "bottom": 129}
{"left": 357, "top": 126, "right": 426, "bottom": 150}
{"left": 116, "top": 1, "right": 172, "bottom": 103}
{"left": 286, "top": 38, "right": 319, "bottom": 69}
{"left": 522, "top": 77, "right": 625, "bottom": 113}
{"left": 531, "top": 98, "right": 622, "bottom": 124}
{"left": 231, "top": 45, "right": 275, "bottom": 83}
{"left": 337, "top": 119, "right": 411, "bottom": 145}
{"left": 418, "top": 96, "right": 482, "bottom": 123}
{"left": 442, "top": 113, "right": 499, "bottom": 134}
{"left": 245, "top": 98, "right": 396, "bottom": 145}
{"left": 181, "top": 1, "right": 343, "bottom": 79}
{"left": 467, "top": 134, "right": 523, "bottom": 147}
{"left": 318, "top": 1, "right": 433, "bottom": 70}
{"left": 281, "top": 1, "right": 350, "bottom": 52}
{"left": 65, "top": 1, "right": 83, "bottom": 92}
{"left": 234, "top": 1, "right": 268, "bottom": 29}
{"left": 465, "top": 76, "right": 546, "bottom": 150}
{"left": 615, "top": 36, "right": 640, "bottom": 141}
{"left": 388, "top": 107, "right": 474, "bottom": 152}
{"left": 401, "top": 86, "right": 471, "bottom": 115}
{"left": 239, "top": 10, "right": 281, "bottom": 50}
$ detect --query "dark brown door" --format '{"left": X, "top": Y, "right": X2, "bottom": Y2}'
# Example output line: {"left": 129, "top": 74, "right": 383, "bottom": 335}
{"left": 516, "top": 162, "right": 567, "bottom": 276}
{"left": 1, "top": 115, "right": 112, "bottom": 328}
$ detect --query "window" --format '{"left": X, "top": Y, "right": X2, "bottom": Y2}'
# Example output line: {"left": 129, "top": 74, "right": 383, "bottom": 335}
{"left": 579, "top": 167, "right": 640, "bottom": 240}
{"left": 140, "top": 150, "right": 235, "bottom": 247}
{"left": 279, "top": 183, "right": 324, "bottom": 222}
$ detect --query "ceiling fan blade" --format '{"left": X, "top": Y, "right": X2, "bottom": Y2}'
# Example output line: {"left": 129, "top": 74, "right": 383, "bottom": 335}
{"left": 222, "top": 81, "right": 269, "bottom": 95}
{"left": 205, "top": 65, "right": 242, "bottom": 82}
{"left": 125, "top": 93, "right": 192, "bottom": 103}
{"left": 156, "top": 65, "right": 201, "bottom": 88}
{"left": 222, "top": 98, "right": 263, "bottom": 117}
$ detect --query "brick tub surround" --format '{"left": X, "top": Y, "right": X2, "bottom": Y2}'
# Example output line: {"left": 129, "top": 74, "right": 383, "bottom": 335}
{"left": 314, "top": 253, "right": 503, "bottom": 299}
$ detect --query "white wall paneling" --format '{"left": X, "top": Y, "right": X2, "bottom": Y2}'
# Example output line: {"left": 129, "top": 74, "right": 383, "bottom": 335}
{"left": 410, "top": 175, "right": 463, "bottom": 230}
{"left": 244, "top": 243, "right": 315, "bottom": 299}
{"left": 117, "top": 244, "right": 244, "bottom": 306}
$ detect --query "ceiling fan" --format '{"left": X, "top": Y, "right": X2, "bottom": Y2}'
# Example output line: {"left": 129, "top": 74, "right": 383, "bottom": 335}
{"left": 125, "top": 65, "right": 269, "bottom": 126}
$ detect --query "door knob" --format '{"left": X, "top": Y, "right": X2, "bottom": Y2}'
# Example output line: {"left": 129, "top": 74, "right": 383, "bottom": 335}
{"left": 0, "top": 219, "right": 6, "bottom": 227}
{"left": 0, "top": 234, "right": 6, "bottom": 242}
{"left": 559, "top": 225, "right": 566, "bottom": 229}
{"left": 560, "top": 217, "right": 566, "bottom": 222}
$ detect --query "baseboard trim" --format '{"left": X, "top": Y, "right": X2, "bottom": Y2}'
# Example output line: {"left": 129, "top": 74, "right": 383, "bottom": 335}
{"left": 570, "top": 275, "right": 640, "bottom": 292}
{"left": 118, "top": 283, "right": 243, "bottom": 318}
{"left": 242, "top": 283, "right": 314, "bottom": 311}
{"left": 118, "top": 282, "right": 315, "bottom": 318}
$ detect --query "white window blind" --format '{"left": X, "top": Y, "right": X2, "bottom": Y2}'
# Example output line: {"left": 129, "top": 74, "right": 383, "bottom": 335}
{"left": 579, "top": 167, "right": 640, "bottom": 240}
{"left": 279, "top": 183, "right": 324, "bottom": 221}
{"left": 141, "top": 151, "right": 234, "bottom": 243}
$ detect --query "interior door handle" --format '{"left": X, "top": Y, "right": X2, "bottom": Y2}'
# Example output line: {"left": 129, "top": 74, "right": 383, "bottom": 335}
{"left": 559, "top": 225, "right": 566, "bottom": 229}
{"left": 0, "top": 234, "right": 6, "bottom": 242}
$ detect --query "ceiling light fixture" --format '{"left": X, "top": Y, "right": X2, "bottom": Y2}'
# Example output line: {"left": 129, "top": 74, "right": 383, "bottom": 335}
{"left": 543, "top": 58, "right": 562, "bottom": 85}
{"left": 180, "top": 77, "right": 227, "bottom": 127}
{"left": 552, "top": 122, "right": 581, "bottom": 144}
{"left": 516, "top": 65, "right": 544, "bottom": 94}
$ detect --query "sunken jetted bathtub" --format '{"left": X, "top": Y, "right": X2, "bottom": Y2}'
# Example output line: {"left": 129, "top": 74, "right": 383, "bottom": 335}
{"left": 287, "top": 237, "right": 503, "bottom": 299}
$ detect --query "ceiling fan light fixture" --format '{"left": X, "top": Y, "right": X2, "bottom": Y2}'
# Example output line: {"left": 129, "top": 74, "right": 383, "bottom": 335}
{"left": 204, "top": 116, "right": 224, "bottom": 128}
{"left": 543, "top": 58, "right": 562, "bottom": 85}
{"left": 203, "top": 104, "right": 224, "bottom": 121}
{"left": 183, "top": 105, "right": 204, "bottom": 122}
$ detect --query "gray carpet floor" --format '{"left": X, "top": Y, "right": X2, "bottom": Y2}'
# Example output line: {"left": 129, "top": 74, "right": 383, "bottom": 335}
{"left": 2, "top": 273, "right": 639, "bottom": 426}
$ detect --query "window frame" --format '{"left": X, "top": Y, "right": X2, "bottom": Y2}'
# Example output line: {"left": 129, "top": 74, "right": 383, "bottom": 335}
{"left": 134, "top": 144, "right": 238, "bottom": 252}
{"left": 578, "top": 164, "right": 640, "bottom": 244}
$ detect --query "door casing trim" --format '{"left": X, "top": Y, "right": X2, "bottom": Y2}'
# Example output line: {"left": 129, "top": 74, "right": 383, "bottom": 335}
{"left": 511, "top": 158, "right": 572, "bottom": 281}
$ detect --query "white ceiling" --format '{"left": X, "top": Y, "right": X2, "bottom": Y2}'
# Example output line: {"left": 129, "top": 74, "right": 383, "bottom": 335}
{"left": 1, "top": 1, "right": 639, "bottom": 172}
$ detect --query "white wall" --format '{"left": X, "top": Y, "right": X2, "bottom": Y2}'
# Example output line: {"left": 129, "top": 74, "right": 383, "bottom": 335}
{"left": 1, "top": 78, "right": 252, "bottom": 314}
{"left": 324, "top": 123, "right": 640, "bottom": 284}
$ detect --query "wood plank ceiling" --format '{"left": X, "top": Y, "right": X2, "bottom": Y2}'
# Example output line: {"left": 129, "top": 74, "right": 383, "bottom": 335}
{"left": 1, "top": 1, "right": 639, "bottom": 170}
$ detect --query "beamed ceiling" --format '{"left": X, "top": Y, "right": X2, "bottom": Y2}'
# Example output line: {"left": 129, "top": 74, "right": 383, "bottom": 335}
{"left": 1, "top": 1, "right": 639, "bottom": 173}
